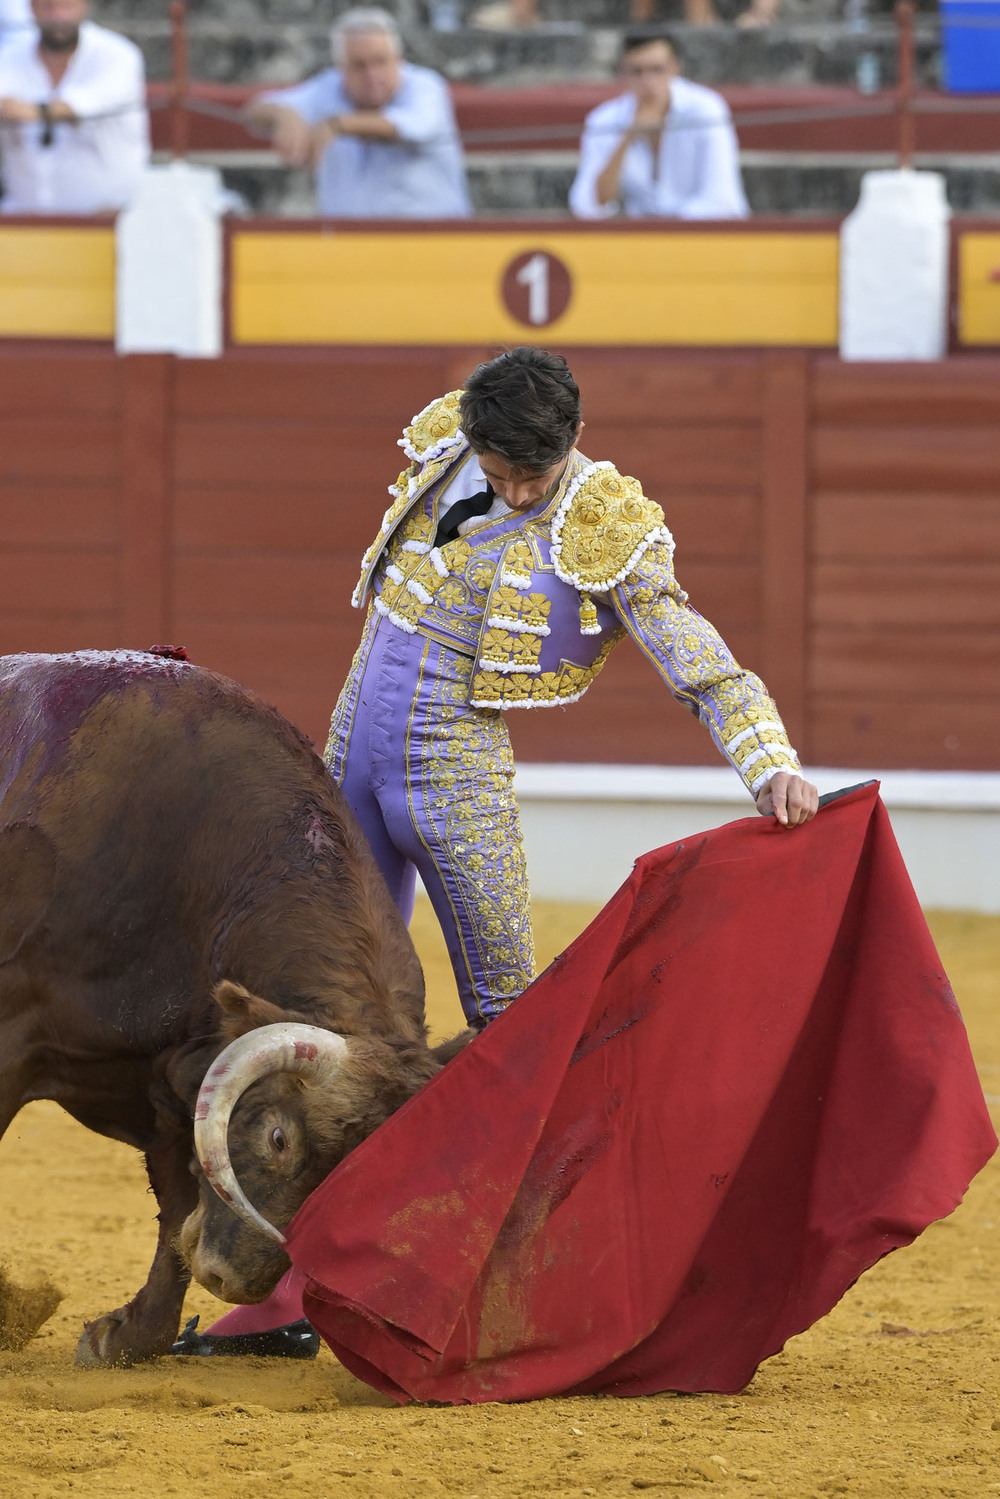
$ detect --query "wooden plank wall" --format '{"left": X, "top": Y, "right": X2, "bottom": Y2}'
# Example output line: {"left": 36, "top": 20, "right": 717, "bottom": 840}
{"left": 170, "top": 350, "right": 460, "bottom": 740}
{"left": 809, "top": 359, "right": 1000, "bottom": 770}
{"left": 0, "top": 351, "right": 122, "bottom": 652}
{"left": 0, "top": 347, "right": 996, "bottom": 771}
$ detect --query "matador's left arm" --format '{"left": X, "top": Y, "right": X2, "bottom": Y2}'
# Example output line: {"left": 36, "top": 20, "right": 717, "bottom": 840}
{"left": 611, "top": 539, "right": 803, "bottom": 801}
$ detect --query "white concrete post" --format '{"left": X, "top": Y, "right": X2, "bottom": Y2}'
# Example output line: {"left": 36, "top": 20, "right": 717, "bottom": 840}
{"left": 839, "top": 169, "right": 951, "bottom": 361}
{"left": 115, "top": 161, "right": 224, "bottom": 357}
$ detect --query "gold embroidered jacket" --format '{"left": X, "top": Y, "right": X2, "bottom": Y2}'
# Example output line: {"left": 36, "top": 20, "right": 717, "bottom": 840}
{"left": 351, "top": 392, "right": 801, "bottom": 797}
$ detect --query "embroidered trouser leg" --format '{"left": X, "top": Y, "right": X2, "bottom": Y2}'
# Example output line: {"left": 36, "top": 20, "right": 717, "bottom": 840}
{"left": 326, "top": 615, "right": 535, "bottom": 1027}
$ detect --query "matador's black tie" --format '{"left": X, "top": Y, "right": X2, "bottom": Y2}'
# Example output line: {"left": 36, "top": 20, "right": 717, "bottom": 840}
{"left": 435, "top": 487, "right": 494, "bottom": 547}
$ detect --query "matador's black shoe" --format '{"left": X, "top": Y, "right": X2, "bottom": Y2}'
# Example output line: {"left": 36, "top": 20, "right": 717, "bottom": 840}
{"left": 167, "top": 1314, "right": 320, "bottom": 1359}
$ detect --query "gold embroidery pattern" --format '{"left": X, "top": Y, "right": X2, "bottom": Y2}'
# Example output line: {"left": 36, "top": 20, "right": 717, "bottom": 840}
{"left": 353, "top": 487, "right": 413, "bottom": 606}
{"left": 471, "top": 637, "right": 619, "bottom": 709}
{"left": 613, "top": 542, "right": 800, "bottom": 793}
{"left": 401, "top": 389, "right": 463, "bottom": 460}
{"left": 353, "top": 392, "right": 468, "bottom": 609}
{"left": 360, "top": 442, "right": 627, "bottom": 709}
{"left": 552, "top": 464, "right": 673, "bottom": 593}
{"left": 412, "top": 650, "right": 535, "bottom": 1014}
{"left": 480, "top": 627, "right": 542, "bottom": 672}
{"left": 490, "top": 586, "right": 552, "bottom": 632}
{"left": 375, "top": 530, "right": 473, "bottom": 633}
{"left": 480, "top": 582, "right": 552, "bottom": 675}
{"left": 469, "top": 556, "right": 498, "bottom": 593}
{"left": 397, "top": 508, "right": 434, "bottom": 547}
{"left": 437, "top": 536, "right": 474, "bottom": 570}
{"left": 394, "top": 527, "right": 519, "bottom": 652}
{"left": 501, "top": 536, "right": 534, "bottom": 584}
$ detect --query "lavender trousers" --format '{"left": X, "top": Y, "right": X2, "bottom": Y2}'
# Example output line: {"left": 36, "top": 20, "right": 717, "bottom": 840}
{"left": 326, "top": 612, "right": 535, "bottom": 1029}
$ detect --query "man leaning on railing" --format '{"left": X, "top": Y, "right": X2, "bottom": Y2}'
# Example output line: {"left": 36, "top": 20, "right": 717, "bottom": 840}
{"left": 0, "top": 0, "right": 148, "bottom": 214}
{"left": 246, "top": 6, "right": 470, "bottom": 220}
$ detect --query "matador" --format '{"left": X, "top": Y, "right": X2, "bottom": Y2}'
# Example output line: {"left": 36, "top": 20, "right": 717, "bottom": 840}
{"left": 187, "top": 345, "right": 820, "bottom": 1354}
{"left": 324, "top": 347, "right": 819, "bottom": 1028}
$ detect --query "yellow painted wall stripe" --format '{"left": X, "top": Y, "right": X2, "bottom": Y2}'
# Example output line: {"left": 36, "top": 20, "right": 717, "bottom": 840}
{"left": 231, "top": 229, "right": 839, "bottom": 348}
{"left": 957, "top": 233, "right": 1000, "bottom": 347}
{"left": 0, "top": 227, "right": 115, "bottom": 339}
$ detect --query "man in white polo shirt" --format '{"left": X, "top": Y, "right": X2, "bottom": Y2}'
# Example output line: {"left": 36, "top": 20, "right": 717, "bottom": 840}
{"left": 0, "top": 0, "right": 148, "bottom": 214}
{"left": 570, "top": 29, "right": 748, "bottom": 221}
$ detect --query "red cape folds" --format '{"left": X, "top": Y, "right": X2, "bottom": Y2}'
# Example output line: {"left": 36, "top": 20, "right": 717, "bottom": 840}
{"left": 285, "top": 784, "right": 996, "bottom": 1403}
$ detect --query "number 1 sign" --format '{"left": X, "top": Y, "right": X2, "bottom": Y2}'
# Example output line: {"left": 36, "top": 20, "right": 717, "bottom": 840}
{"left": 500, "top": 249, "right": 573, "bottom": 329}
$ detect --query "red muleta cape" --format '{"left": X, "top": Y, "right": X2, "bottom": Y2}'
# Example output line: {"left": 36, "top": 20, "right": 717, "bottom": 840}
{"left": 285, "top": 783, "right": 996, "bottom": 1403}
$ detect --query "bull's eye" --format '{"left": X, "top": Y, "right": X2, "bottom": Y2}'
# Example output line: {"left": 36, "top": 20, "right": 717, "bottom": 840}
{"left": 270, "top": 1127, "right": 287, "bottom": 1153}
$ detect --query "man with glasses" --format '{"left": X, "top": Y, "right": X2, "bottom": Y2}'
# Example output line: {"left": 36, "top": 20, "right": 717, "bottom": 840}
{"left": 570, "top": 29, "right": 748, "bottom": 220}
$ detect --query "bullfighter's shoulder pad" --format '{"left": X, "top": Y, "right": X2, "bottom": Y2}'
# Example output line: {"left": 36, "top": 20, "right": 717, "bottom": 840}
{"left": 399, "top": 390, "right": 464, "bottom": 465}
{"left": 550, "top": 462, "right": 674, "bottom": 593}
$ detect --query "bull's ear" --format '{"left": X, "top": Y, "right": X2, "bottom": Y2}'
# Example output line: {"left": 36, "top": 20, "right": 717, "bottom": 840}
{"left": 213, "top": 980, "right": 310, "bottom": 1041}
{"left": 160, "top": 1040, "right": 220, "bottom": 1114}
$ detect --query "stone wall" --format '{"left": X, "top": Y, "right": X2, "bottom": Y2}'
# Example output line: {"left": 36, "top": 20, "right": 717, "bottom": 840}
{"left": 93, "top": 1, "right": 943, "bottom": 88}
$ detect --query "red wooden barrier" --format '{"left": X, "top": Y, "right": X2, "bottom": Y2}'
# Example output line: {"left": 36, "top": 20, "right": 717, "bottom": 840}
{"left": 0, "top": 348, "right": 996, "bottom": 772}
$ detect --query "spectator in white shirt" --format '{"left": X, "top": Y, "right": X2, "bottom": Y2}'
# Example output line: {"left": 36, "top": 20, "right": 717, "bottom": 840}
{"left": 0, "top": 0, "right": 148, "bottom": 214}
{"left": 247, "top": 7, "right": 470, "bottom": 219}
{"left": 570, "top": 30, "right": 748, "bottom": 221}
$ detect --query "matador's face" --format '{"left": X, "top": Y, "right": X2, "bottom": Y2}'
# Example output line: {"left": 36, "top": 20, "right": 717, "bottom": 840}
{"left": 475, "top": 422, "right": 584, "bottom": 513}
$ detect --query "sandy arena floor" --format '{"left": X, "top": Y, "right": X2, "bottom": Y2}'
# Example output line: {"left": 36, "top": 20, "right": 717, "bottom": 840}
{"left": 0, "top": 902, "right": 997, "bottom": 1499}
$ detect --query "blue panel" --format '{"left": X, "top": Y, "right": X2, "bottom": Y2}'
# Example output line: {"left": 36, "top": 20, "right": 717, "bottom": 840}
{"left": 942, "top": 1, "right": 1000, "bottom": 92}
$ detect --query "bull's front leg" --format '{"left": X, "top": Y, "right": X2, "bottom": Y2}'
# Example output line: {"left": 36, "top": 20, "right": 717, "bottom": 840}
{"left": 75, "top": 1132, "right": 197, "bottom": 1368}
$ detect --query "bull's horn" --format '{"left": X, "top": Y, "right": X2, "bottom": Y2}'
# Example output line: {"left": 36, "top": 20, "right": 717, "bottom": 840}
{"left": 194, "top": 1023, "right": 350, "bottom": 1245}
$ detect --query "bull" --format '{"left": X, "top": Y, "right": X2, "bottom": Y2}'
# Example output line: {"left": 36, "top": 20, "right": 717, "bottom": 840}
{"left": 0, "top": 649, "right": 473, "bottom": 1367}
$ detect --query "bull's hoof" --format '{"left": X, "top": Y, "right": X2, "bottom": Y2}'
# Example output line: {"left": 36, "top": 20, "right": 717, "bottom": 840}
{"left": 74, "top": 1313, "right": 157, "bottom": 1369}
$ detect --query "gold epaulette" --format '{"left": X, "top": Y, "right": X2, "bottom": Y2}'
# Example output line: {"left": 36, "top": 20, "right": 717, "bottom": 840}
{"left": 550, "top": 461, "right": 674, "bottom": 593}
{"left": 399, "top": 389, "right": 465, "bottom": 464}
{"left": 352, "top": 391, "right": 467, "bottom": 610}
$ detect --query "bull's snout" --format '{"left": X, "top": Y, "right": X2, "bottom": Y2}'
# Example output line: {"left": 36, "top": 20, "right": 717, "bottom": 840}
{"left": 175, "top": 1204, "right": 239, "bottom": 1302}
{"left": 176, "top": 1202, "right": 285, "bottom": 1305}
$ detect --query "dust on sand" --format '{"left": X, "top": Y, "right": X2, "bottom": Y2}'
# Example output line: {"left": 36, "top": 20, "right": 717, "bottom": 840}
{"left": 0, "top": 1264, "right": 62, "bottom": 1352}
{"left": 0, "top": 904, "right": 997, "bottom": 1499}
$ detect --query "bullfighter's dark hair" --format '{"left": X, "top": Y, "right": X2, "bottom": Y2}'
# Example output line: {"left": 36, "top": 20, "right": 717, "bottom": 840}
{"left": 620, "top": 27, "right": 684, "bottom": 62}
{"left": 460, "top": 347, "right": 581, "bottom": 473}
